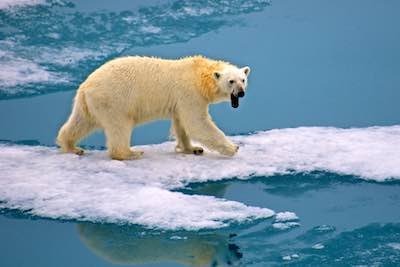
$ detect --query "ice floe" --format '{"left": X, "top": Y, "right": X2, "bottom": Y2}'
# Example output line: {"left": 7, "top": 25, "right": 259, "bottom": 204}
{"left": 1, "top": 125, "right": 399, "bottom": 229}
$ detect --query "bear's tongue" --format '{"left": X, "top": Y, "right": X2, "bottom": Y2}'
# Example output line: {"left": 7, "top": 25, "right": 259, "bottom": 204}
{"left": 231, "top": 93, "right": 239, "bottom": 108}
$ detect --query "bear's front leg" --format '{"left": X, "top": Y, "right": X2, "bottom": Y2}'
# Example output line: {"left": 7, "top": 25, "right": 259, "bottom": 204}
{"left": 181, "top": 112, "right": 239, "bottom": 157}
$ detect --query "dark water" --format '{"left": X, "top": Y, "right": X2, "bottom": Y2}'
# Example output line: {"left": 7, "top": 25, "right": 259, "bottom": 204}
{"left": 1, "top": 0, "right": 400, "bottom": 266}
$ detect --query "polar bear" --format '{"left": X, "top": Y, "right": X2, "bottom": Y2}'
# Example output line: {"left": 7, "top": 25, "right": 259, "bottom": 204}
{"left": 57, "top": 56, "right": 251, "bottom": 160}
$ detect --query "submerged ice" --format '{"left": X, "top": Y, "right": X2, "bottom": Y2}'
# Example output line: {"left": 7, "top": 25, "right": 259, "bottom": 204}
{"left": 1, "top": 125, "right": 399, "bottom": 229}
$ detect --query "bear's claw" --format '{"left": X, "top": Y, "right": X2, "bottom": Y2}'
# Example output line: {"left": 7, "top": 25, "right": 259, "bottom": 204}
{"left": 74, "top": 147, "right": 85, "bottom": 156}
{"left": 175, "top": 145, "right": 204, "bottom": 155}
{"left": 131, "top": 150, "right": 144, "bottom": 159}
{"left": 193, "top": 147, "right": 204, "bottom": 155}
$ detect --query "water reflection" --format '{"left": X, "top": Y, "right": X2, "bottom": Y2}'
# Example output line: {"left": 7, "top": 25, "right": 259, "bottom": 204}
{"left": 78, "top": 221, "right": 400, "bottom": 266}
{"left": 0, "top": 0, "right": 270, "bottom": 99}
{"left": 78, "top": 223, "right": 242, "bottom": 266}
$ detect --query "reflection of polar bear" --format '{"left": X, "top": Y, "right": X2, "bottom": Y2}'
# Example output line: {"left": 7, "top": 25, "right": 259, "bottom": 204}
{"left": 77, "top": 223, "right": 243, "bottom": 267}
{"left": 57, "top": 56, "right": 250, "bottom": 160}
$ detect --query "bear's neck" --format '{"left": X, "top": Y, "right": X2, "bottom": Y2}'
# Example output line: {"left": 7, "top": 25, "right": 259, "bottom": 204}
{"left": 190, "top": 56, "right": 225, "bottom": 103}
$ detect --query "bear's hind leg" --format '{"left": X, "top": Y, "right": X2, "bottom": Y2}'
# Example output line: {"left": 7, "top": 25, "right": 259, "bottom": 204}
{"left": 104, "top": 123, "right": 143, "bottom": 160}
{"left": 57, "top": 113, "right": 95, "bottom": 155}
{"left": 172, "top": 116, "right": 204, "bottom": 155}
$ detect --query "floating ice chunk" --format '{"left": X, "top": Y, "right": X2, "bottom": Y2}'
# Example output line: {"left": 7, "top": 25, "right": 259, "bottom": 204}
{"left": 388, "top": 243, "right": 400, "bottom": 250}
{"left": 170, "top": 235, "right": 188, "bottom": 240}
{"left": 275, "top": 211, "right": 298, "bottom": 222}
{"left": 312, "top": 243, "right": 325, "bottom": 249}
{"left": 182, "top": 7, "right": 214, "bottom": 16}
{"left": 0, "top": 144, "right": 274, "bottom": 230}
{"left": 282, "top": 255, "right": 292, "bottom": 261}
{"left": 282, "top": 254, "right": 299, "bottom": 261}
{"left": 313, "top": 225, "right": 336, "bottom": 233}
{"left": 272, "top": 222, "right": 300, "bottom": 230}
{"left": 0, "top": 181, "right": 273, "bottom": 230}
{"left": 140, "top": 25, "right": 162, "bottom": 34}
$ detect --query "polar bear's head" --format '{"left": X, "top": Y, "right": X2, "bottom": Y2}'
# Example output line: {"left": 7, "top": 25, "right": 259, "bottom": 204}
{"left": 213, "top": 65, "right": 251, "bottom": 108}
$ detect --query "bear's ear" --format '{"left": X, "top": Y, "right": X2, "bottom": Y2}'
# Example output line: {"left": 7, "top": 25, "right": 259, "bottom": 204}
{"left": 213, "top": 72, "right": 221, "bottom": 80}
{"left": 242, "top": 66, "right": 251, "bottom": 76}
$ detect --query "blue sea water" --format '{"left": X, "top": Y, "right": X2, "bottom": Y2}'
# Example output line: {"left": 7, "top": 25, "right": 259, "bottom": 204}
{"left": 1, "top": 0, "right": 400, "bottom": 266}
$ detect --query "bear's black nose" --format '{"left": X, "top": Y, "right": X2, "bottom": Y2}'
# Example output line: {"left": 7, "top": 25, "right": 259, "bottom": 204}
{"left": 237, "top": 91, "right": 245, "bottom": 98}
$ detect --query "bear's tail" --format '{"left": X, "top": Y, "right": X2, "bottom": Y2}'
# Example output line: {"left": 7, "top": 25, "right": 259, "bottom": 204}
{"left": 56, "top": 89, "right": 95, "bottom": 153}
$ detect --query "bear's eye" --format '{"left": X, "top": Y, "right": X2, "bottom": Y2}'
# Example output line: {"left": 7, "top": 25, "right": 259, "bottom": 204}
{"left": 242, "top": 79, "right": 245, "bottom": 83}
{"left": 229, "top": 80, "right": 234, "bottom": 84}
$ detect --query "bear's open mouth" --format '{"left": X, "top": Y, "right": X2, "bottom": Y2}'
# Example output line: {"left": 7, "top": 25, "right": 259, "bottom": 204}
{"left": 231, "top": 91, "right": 245, "bottom": 108}
{"left": 231, "top": 93, "right": 239, "bottom": 108}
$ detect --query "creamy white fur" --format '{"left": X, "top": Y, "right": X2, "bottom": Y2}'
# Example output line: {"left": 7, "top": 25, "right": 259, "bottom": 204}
{"left": 57, "top": 56, "right": 250, "bottom": 159}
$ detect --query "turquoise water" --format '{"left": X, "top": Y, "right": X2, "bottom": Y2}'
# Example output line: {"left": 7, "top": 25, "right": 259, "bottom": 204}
{"left": 1, "top": 0, "right": 400, "bottom": 266}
